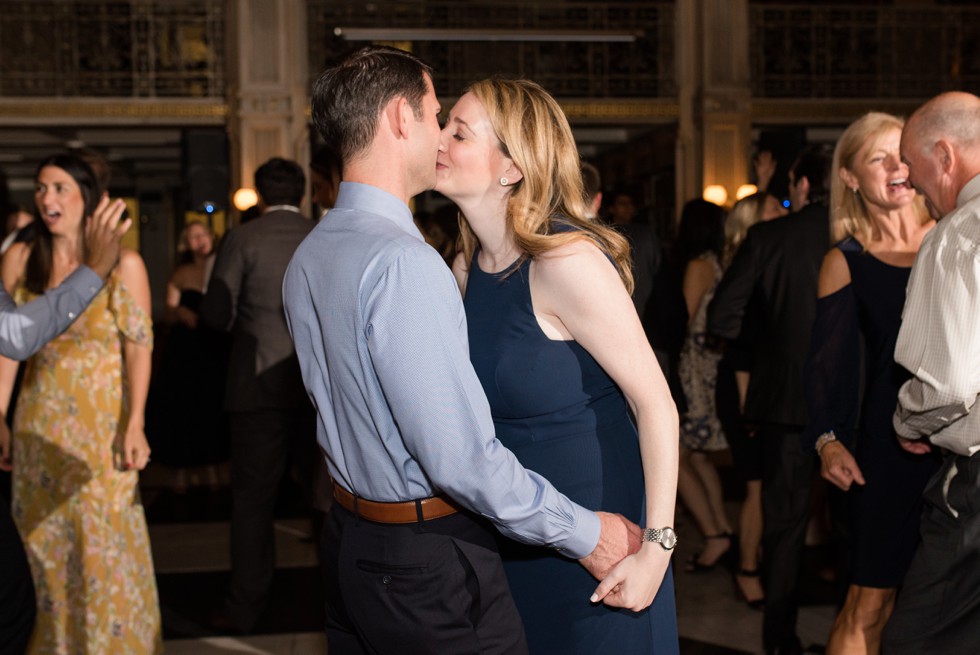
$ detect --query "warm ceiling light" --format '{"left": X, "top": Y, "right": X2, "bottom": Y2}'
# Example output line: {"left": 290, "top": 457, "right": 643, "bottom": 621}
{"left": 703, "top": 185, "right": 728, "bottom": 206}
{"left": 735, "top": 184, "right": 758, "bottom": 200}
{"left": 333, "top": 27, "right": 641, "bottom": 43}
{"left": 233, "top": 187, "right": 258, "bottom": 211}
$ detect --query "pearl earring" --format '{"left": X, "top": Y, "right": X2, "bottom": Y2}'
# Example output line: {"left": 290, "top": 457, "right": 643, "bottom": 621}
{"left": 500, "top": 177, "right": 509, "bottom": 186}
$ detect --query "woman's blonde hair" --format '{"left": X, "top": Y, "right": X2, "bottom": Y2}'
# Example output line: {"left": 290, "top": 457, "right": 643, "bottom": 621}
{"left": 457, "top": 78, "right": 633, "bottom": 293}
{"left": 830, "top": 112, "right": 930, "bottom": 244}
{"left": 723, "top": 192, "right": 769, "bottom": 268}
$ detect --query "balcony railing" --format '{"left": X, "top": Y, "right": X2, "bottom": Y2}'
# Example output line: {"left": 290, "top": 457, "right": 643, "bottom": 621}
{"left": 0, "top": 0, "right": 225, "bottom": 98}
{"left": 307, "top": 1, "right": 676, "bottom": 99}
{"left": 750, "top": 3, "right": 980, "bottom": 99}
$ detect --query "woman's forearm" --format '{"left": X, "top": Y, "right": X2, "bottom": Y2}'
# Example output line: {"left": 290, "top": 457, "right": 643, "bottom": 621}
{"left": 124, "top": 341, "right": 151, "bottom": 426}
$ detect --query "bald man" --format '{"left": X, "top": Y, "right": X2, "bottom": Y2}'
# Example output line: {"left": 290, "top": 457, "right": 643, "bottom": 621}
{"left": 884, "top": 91, "right": 980, "bottom": 653}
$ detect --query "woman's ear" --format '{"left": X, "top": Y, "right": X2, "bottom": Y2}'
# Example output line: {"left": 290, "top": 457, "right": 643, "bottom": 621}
{"left": 503, "top": 160, "right": 524, "bottom": 186}
{"left": 838, "top": 167, "right": 859, "bottom": 193}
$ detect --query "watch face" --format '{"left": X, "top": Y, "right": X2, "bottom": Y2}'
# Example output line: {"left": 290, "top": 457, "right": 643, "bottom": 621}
{"left": 661, "top": 528, "right": 677, "bottom": 550}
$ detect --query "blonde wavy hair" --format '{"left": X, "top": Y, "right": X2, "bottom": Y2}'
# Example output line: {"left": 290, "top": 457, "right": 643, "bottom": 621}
{"left": 723, "top": 192, "right": 769, "bottom": 268}
{"left": 456, "top": 78, "right": 633, "bottom": 293}
{"left": 830, "top": 112, "right": 930, "bottom": 244}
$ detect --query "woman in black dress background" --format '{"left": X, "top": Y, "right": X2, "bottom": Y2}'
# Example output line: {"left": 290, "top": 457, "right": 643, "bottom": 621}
{"left": 804, "top": 112, "right": 940, "bottom": 654}
{"left": 148, "top": 221, "right": 229, "bottom": 490}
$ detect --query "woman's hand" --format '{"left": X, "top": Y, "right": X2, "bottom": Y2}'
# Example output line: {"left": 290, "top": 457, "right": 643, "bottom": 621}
{"left": 115, "top": 422, "right": 151, "bottom": 471}
{"left": 589, "top": 543, "right": 672, "bottom": 612}
{"left": 0, "top": 420, "right": 11, "bottom": 471}
{"left": 819, "top": 440, "right": 865, "bottom": 491}
{"left": 175, "top": 306, "right": 199, "bottom": 329}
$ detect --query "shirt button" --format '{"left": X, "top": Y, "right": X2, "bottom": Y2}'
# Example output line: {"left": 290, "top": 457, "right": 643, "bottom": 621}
{"left": 68, "top": 312, "right": 76, "bottom": 319}
{"left": 382, "top": 575, "right": 391, "bottom": 585}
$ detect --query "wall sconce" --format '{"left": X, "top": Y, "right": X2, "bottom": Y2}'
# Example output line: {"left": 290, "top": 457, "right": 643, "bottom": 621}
{"left": 735, "top": 184, "right": 758, "bottom": 201}
{"left": 233, "top": 187, "right": 258, "bottom": 211}
{"left": 702, "top": 185, "right": 728, "bottom": 206}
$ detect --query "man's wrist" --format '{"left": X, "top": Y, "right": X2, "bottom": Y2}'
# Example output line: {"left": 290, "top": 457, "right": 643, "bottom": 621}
{"left": 561, "top": 506, "right": 602, "bottom": 560}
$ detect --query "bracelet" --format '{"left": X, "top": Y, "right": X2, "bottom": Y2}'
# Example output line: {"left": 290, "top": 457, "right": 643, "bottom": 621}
{"left": 815, "top": 431, "right": 838, "bottom": 455}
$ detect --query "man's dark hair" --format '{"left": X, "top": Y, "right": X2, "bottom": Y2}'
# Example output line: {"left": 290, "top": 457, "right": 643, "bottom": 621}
{"left": 790, "top": 144, "right": 834, "bottom": 207}
{"left": 311, "top": 46, "right": 434, "bottom": 164}
{"left": 255, "top": 157, "right": 305, "bottom": 207}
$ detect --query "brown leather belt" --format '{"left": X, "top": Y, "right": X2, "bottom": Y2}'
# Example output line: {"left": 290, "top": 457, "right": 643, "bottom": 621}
{"left": 332, "top": 482, "right": 461, "bottom": 524}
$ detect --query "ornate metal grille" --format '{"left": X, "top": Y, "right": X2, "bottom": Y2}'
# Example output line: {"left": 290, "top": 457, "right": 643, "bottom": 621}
{"left": 751, "top": 4, "right": 980, "bottom": 99}
{"left": 307, "top": 1, "right": 676, "bottom": 99}
{"left": 0, "top": 0, "right": 225, "bottom": 98}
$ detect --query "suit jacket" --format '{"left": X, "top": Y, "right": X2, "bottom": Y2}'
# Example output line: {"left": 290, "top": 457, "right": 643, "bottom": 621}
{"left": 613, "top": 222, "right": 661, "bottom": 325}
{"left": 707, "top": 202, "right": 829, "bottom": 428}
{"left": 201, "top": 208, "right": 314, "bottom": 412}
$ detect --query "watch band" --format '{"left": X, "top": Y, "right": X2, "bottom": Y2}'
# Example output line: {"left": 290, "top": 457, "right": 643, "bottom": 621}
{"left": 642, "top": 528, "right": 660, "bottom": 541}
{"left": 641, "top": 527, "right": 677, "bottom": 550}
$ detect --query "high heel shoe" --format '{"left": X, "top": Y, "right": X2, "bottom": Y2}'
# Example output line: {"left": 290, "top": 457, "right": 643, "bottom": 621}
{"left": 733, "top": 568, "right": 765, "bottom": 610}
{"left": 685, "top": 533, "right": 733, "bottom": 573}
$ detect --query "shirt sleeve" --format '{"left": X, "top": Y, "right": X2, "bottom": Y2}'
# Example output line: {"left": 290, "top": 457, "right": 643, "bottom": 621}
{"left": 802, "top": 285, "right": 861, "bottom": 451}
{"left": 893, "top": 236, "right": 980, "bottom": 440}
{"left": 0, "top": 266, "right": 103, "bottom": 360}
{"left": 365, "top": 249, "right": 601, "bottom": 559}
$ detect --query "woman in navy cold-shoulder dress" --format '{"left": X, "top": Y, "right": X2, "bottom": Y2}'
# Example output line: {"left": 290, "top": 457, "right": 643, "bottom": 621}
{"left": 434, "top": 78, "right": 680, "bottom": 654}
{"left": 804, "top": 112, "right": 940, "bottom": 654}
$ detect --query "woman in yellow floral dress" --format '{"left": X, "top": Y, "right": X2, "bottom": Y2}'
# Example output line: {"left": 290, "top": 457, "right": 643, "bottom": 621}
{"left": 0, "top": 154, "right": 161, "bottom": 653}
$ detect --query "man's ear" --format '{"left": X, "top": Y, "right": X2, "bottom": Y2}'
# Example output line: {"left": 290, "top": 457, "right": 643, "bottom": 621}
{"left": 935, "top": 139, "right": 955, "bottom": 174}
{"left": 382, "top": 96, "right": 412, "bottom": 140}
{"left": 797, "top": 175, "right": 811, "bottom": 197}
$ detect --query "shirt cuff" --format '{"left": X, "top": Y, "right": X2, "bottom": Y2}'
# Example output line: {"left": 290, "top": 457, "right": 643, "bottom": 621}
{"left": 66, "top": 266, "right": 106, "bottom": 299}
{"left": 552, "top": 505, "right": 601, "bottom": 560}
{"left": 892, "top": 410, "right": 919, "bottom": 440}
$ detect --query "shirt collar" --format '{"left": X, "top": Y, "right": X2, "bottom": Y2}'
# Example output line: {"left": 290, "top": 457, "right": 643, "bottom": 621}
{"left": 957, "top": 173, "right": 980, "bottom": 209}
{"left": 333, "top": 182, "right": 423, "bottom": 242}
{"left": 264, "top": 204, "right": 301, "bottom": 214}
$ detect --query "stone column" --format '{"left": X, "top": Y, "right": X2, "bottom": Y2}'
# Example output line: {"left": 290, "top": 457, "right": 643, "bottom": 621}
{"left": 227, "top": 0, "right": 310, "bottom": 219}
{"left": 675, "top": 0, "right": 752, "bottom": 212}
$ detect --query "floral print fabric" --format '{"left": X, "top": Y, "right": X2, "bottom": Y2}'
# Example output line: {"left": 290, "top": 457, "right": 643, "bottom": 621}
{"left": 11, "top": 271, "right": 162, "bottom": 654}
{"left": 679, "top": 252, "right": 728, "bottom": 451}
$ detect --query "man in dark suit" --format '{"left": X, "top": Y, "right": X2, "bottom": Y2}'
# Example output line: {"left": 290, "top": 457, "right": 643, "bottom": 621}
{"left": 707, "top": 145, "right": 834, "bottom": 655}
{"left": 583, "top": 165, "right": 668, "bottom": 376}
{"left": 201, "top": 157, "right": 316, "bottom": 633}
{"left": 604, "top": 185, "right": 662, "bottom": 336}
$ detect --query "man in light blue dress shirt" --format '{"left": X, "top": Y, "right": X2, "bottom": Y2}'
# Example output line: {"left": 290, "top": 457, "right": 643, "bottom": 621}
{"left": 283, "top": 46, "right": 637, "bottom": 654}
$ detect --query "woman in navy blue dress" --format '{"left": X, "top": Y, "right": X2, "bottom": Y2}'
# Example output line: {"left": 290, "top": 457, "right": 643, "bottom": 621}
{"left": 804, "top": 112, "right": 940, "bottom": 654}
{"left": 434, "top": 78, "right": 680, "bottom": 654}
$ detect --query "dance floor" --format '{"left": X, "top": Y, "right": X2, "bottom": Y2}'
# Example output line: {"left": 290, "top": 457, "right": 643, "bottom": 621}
{"left": 135, "top": 464, "right": 835, "bottom": 654}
